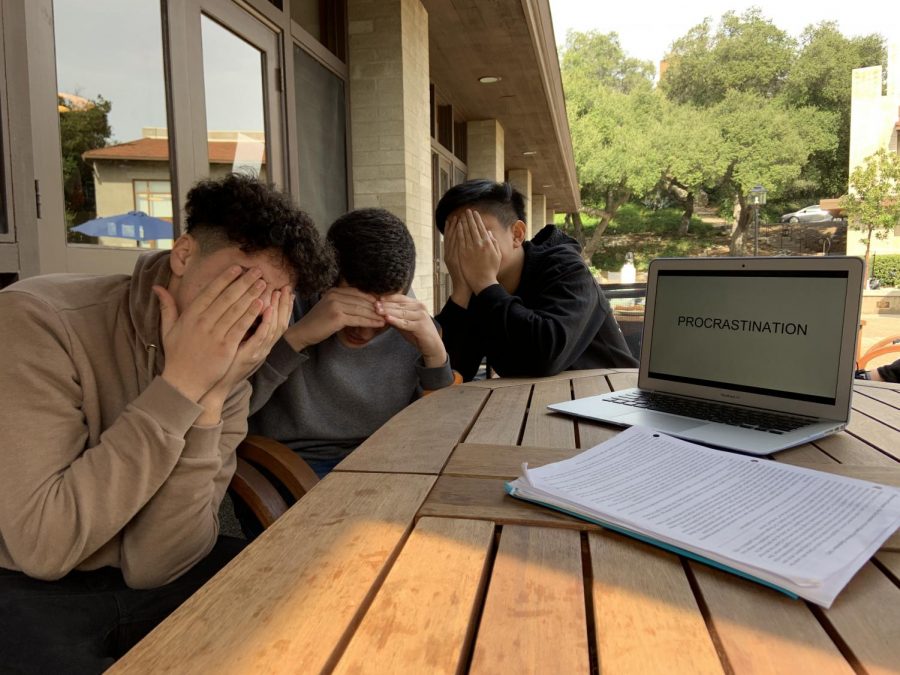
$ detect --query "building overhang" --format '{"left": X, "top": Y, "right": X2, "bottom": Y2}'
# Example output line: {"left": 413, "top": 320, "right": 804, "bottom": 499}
{"left": 820, "top": 198, "right": 845, "bottom": 217}
{"left": 422, "top": 0, "right": 580, "bottom": 214}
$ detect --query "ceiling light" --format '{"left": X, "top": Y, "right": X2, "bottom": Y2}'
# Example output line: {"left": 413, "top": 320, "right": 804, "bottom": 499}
{"left": 522, "top": 150, "right": 537, "bottom": 156}
{"left": 542, "top": 184, "right": 553, "bottom": 188}
{"left": 479, "top": 76, "right": 502, "bottom": 84}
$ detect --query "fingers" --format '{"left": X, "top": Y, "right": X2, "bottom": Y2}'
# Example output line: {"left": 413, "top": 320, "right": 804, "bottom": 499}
{"left": 258, "top": 286, "right": 293, "bottom": 350}
{"left": 445, "top": 216, "right": 459, "bottom": 248}
{"left": 276, "top": 285, "right": 294, "bottom": 335}
{"left": 239, "top": 301, "right": 276, "bottom": 357}
{"left": 380, "top": 299, "right": 446, "bottom": 365}
{"left": 324, "top": 288, "right": 384, "bottom": 326}
{"left": 217, "top": 276, "right": 267, "bottom": 337}
{"left": 224, "top": 296, "right": 264, "bottom": 346}
{"left": 185, "top": 264, "right": 244, "bottom": 316}
{"left": 203, "top": 267, "right": 266, "bottom": 326}
{"left": 461, "top": 210, "right": 477, "bottom": 248}
{"left": 472, "top": 210, "right": 490, "bottom": 242}
{"left": 153, "top": 285, "right": 179, "bottom": 337}
{"left": 488, "top": 230, "right": 501, "bottom": 256}
{"left": 377, "top": 296, "right": 428, "bottom": 331}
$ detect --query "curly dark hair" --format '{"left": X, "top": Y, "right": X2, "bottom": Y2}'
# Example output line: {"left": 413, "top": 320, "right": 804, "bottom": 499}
{"left": 434, "top": 179, "right": 526, "bottom": 234}
{"left": 326, "top": 208, "right": 415, "bottom": 295}
{"left": 184, "top": 173, "right": 336, "bottom": 295}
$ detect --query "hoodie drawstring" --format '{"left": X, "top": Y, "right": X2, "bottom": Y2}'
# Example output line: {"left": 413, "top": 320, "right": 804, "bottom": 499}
{"left": 145, "top": 343, "right": 158, "bottom": 385}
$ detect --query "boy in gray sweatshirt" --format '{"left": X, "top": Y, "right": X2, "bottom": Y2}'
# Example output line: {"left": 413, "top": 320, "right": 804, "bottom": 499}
{"left": 248, "top": 208, "right": 454, "bottom": 479}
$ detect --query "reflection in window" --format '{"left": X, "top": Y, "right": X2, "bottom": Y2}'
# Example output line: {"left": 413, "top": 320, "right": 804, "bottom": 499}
{"left": 0, "top": 92, "right": 6, "bottom": 236}
{"left": 291, "top": 0, "right": 346, "bottom": 61}
{"left": 133, "top": 180, "right": 173, "bottom": 219}
{"left": 201, "top": 16, "right": 267, "bottom": 183}
{"left": 294, "top": 46, "right": 347, "bottom": 233}
{"left": 53, "top": 0, "right": 171, "bottom": 248}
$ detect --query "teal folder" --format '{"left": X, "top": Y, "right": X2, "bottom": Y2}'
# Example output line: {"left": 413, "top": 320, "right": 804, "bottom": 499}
{"left": 504, "top": 481, "right": 800, "bottom": 599}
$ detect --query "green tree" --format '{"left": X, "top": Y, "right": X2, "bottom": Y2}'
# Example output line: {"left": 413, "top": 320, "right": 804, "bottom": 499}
{"left": 561, "top": 30, "right": 654, "bottom": 97}
{"left": 561, "top": 31, "right": 665, "bottom": 260}
{"left": 658, "top": 102, "right": 727, "bottom": 233}
{"left": 660, "top": 9, "right": 796, "bottom": 107}
{"left": 569, "top": 86, "right": 669, "bottom": 261}
{"left": 782, "top": 23, "right": 885, "bottom": 196}
{"left": 841, "top": 149, "right": 900, "bottom": 276}
{"left": 714, "top": 91, "right": 836, "bottom": 254}
{"left": 58, "top": 95, "right": 112, "bottom": 223}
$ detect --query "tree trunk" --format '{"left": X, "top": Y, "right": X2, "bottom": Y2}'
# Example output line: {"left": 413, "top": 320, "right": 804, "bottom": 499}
{"left": 730, "top": 198, "right": 750, "bottom": 256}
{"left": 582, "top": 190, "right": 631, "bottom": 264}
{"left": 569, "top": 211, "right": 585, "bottom": 248}
{"left": 678, "top": 191, "right": 694, "bottom": 235}
{"left": 864, "top": 229, "right": 873, "bottom": 285}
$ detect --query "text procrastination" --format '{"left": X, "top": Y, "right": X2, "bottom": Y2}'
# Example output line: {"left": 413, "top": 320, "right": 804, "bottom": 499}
{"left": 677, "top": 315, "right": 808, "bottom": 336}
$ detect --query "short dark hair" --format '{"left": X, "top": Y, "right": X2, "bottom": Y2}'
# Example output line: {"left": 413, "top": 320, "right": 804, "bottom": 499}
{"left": 184, "top": 173, "right": 336, "bottom": 296}
{"left": 326, "top": 208, "right": 415, "bottom": 295}
{"left": 434, "top": 179, "right": 526, "bottom": 234}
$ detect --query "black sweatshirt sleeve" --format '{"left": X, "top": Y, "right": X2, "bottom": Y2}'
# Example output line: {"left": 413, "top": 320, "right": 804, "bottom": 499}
{"left": 466, "top": 258, "right": 605, "bottom": 377}
{"left": 877, "top": 357, "right": 900, "bottom": 383}
{"left": 436, "top": 298, "right": 485, "bottom": 381}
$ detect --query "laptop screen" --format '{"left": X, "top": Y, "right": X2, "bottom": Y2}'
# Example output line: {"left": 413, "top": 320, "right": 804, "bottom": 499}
{"left": 647, "top": 270, "right": 850, "bottom": 406}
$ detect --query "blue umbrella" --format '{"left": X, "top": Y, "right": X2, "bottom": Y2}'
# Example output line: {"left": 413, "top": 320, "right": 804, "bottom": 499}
{"left": 72, "top": 211, "right": 173, "bottom": 241}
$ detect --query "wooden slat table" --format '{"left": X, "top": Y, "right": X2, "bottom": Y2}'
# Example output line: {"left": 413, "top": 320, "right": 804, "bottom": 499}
{"left": 111, "top": 370, "right": 900, "bottom": 674}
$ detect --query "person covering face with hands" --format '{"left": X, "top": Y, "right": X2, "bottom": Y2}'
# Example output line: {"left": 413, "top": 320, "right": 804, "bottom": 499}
{"left": 248, "top": 208, "right": 454, "bottom": 488}
{"left": 0, "top": 173, "right": 335, "bottom": 672}
{"left": 435, "top": 179, "right": 637, "bottom": 381}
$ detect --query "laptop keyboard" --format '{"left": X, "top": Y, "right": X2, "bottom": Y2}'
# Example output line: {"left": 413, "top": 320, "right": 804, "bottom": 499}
{"left": 606, "top": 391, "right": 816, "bottom": 434}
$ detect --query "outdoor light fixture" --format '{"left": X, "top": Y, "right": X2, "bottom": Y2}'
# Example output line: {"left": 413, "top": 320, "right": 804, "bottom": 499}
{"left": 749, "top": 184, "right": 767, "bottom": 206}
{"left": 749, "top": 184, "right": 767, "bottom": 256}
{"left": 478, "top": 75, "right": 501, "bottom": 84}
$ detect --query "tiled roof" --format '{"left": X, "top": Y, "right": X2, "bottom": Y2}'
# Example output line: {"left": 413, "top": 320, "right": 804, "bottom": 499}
{"left": 83, "top": 138, "right": 266, "bottom": 164}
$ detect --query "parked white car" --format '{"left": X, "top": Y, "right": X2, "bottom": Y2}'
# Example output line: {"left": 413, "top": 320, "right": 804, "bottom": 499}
{"left": 779, "top": 205, "right": 835, "bottom": 224}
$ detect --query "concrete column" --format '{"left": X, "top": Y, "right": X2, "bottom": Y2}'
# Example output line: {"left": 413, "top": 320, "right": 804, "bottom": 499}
{"left": 466, "top": 120, "right": 505, "bottom": 182}
{"left": 847, "top": 46, "right": 900, "bottom": 259}
{"left": 348, "top": 0, "right": 433, "bottom": 306}
{"left": 507, "top": 168, "right": 532, "bottom": 239}
{"left": 531, "top": 193, "right": 546, "bottom": 234}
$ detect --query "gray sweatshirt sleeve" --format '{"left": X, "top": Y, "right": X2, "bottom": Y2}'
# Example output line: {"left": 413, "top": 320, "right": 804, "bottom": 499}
{"left": 415, "top": 355, "right": 455, "bottom": 392}
{"left": 249, "top": 337, "right": 310, "bottom": 415}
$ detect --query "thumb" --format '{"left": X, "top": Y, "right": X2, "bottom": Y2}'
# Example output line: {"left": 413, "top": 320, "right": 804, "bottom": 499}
{"left": 153, "top": 285, "right": 179, "bottom": 335}
{"left": 488, "top": 231, "right": 501, "bottom": 254}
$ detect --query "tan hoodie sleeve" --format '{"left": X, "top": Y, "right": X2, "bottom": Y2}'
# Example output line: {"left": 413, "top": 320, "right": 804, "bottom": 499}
{"left": 119, "top": 382, "right": 249, "bottom": 588}
{"left": 0, "top": 292, "right": 203, "bottom": 581}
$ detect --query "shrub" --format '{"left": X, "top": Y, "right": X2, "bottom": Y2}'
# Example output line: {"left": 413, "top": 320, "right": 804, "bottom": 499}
{"left": 871, "top": 254, "right": 900, "bottom": 288}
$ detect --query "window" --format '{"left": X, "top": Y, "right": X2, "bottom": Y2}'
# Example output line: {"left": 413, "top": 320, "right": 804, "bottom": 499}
{"left": 133, "top": 180, "right": 173, "bottom": 219}
{"left": 52, "top": 0, "right": 172, "bottom": 249}
{"left": 290, "top": 0, "right": 346, "bottom": 61}
{"left": 437, "top": 105, "right": 453, "bottom": 151}
{"left": 0, "top": 91, "right": 6, "bottom": 236}
{"left": 201, "top": 15, "right": 268, "bottom": 182}
{"left": 293, "top": 45, "right": 347, "bottom": 233}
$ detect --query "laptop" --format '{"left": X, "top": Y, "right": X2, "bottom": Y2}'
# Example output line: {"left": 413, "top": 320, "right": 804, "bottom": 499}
{"left": 549, "top": 256, "right": 864, "bottom": 455}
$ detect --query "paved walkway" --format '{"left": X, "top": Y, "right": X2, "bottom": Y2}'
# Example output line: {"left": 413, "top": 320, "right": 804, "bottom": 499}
{"left": 859, "top": 313, "right": 900, "bottom": 368}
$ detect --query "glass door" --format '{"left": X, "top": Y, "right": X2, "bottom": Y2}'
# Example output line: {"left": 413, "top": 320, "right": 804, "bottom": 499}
{"left": 189, "top": 0, "right": 285, "bottom": 190}
{"left": 29, "top": 0, "right": 286, "bottom": 276}
{"left": 431, "top": 148, "right": 466, "bottom": 313}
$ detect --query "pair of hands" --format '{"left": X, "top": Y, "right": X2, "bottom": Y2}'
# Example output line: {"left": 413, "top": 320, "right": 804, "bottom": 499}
{"left": 284, "top": 287, "right": 447, "bottom": 368}
{"left": 444, "top": 209, "right": 502, "bottom": 308}
{"left": 154, "top": 265, "right": 293, "bottom": 424}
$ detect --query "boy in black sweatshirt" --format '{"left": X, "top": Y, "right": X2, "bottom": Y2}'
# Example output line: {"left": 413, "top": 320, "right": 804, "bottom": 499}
{"left": 435, "top": 179, "right": 637, "bottom": 381}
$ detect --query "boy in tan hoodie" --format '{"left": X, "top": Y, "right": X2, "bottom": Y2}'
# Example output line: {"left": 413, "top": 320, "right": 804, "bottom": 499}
{"left": 0, "top": 173, "right": 334, "bottom": 672}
